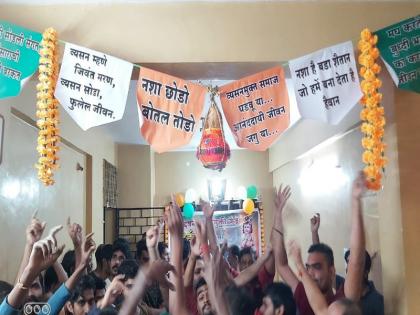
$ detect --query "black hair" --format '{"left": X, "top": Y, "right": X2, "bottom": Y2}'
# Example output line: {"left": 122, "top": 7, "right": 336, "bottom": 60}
{"left": 62, "top": 250, "right": 76, "bottom": 277}
{"left": 336, "top": 298, "right": 362, "bottom": 315}
{"left": 92, "top": 274, "right": 106, "bottom": 291}
{"left": 0, "top": 280, "right": 13, "bottom": 304}
{"left": 70, "top": 275, "right": 96, "bottom": 303}
{"left": 98, "top": 307, "right": 118, "bottom": 315}
{"left": 264, "top": 282, "right": 296, "bottom": 315}
{"left": 117, "top": 259, "right": 139, "bottom": 280}
{"left": 229, "top": 245, "right": 240, "bottom": 257}
{"left": 182, "top": 238, "right": 191, "bottom": 261}
{"left": 158, "top": 242, "right": 168, "bottom": 258}
{"left": 112, "top": 238, "right": 132, "bottom": 260}
{"left": 44, "top": 266, "right": 58, "bottom": 293}
{"left": 344, "top": 249, "right": 372, "bottom": 274}
{"left": 194, "top": 277, "right": 207, "bottom": 293}
{"left": 136, "top": 239, "right": 147, "bottom": 260}
{"left": 95, "top": 244, "right": 113, "bottom": 268}
{"left": 238, "top": 247, "right": 256, "bottom": 262}
{"left": 224, "top": 285, "right": 257, "bottom": 315}
{"left": 308, "top": 243, "right": 334, "bottom": 267}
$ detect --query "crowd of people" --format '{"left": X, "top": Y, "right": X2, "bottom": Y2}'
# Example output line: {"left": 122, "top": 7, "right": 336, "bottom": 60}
{"left": 0, "top": 172, "right": 384, "bottom": 315}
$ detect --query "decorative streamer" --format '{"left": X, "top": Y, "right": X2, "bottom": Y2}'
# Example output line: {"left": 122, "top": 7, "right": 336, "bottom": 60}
{"left": 358, "top": 28, "right": 387, "bottom": 191}
{"left": 35, "top": 28, "right": 60, "bottom": 186}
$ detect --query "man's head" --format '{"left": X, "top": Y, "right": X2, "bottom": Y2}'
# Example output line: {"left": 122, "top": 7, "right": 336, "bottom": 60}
{"left": 306, "top": 243, "right": 335, "bottom": 293}
{"left": 117, "top": 259, "right": 139, "bottom": 299}
{"left": 111, "top": 239, "right": 131, "bottom": 277}
{"left": 44, "top": 266, "right": 59, "bottom": 294}
{"left": 136, "top": 239, "right": 149, "bottom": 266}
{"left": 239, "top": 247, "right": 256, "bottom": 271}
{"left": 259, "top": 283, "right": 296, "bottom": 315}
{"left": 344, "top": 250, "right": 371, "bottom": 283}
{"left": 29, "top": 275, "right": 43, "bottom": 300}
{"left": 95, "top": 244, "right": 113, "bottom": 276}
{"left": 193, "top": 257, "right": 205, "bottom": 284}
{"left": 195, "top": 278, "right": 213, "bottom": 315}
{"left": 93, "top": 275, "right": 106, "bottom": 305}
{"left": 224, "top": 284, "right": 257, "bottom": 315}
{"left": 66, "top": 275, "right": 96, "bottom": 315}
{"left": 328, "top": 298, "right": 362, "bottom": 315}
{"left": 183, "top": 238, "right": 191, "bottom": 265}
{"left": 158, "top": 242, "right": 170, "bottom": 262}
{"left": 0, "top": 281, "right": 13, "bottom": 304}
{"left": 227, "top": 245, "right": 240, "bottom": 270}
{"left": 62, "top": 250, "right": 76, "bottom": 277}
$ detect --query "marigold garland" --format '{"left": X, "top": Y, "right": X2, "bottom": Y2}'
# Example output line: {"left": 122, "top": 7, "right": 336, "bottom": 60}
{"left": 358, "top": 28, "right": 387, "bottom": 191}
{"left": 35, "top": 28, "right": 60, "bottom": 186}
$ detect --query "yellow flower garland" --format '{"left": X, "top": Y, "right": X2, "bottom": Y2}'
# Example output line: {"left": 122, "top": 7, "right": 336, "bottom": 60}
{"left": 35, "top": 28, "right": 60, "bottom": 186}
{"left": 358, "top": 28, "right": 387, "bottom": 191}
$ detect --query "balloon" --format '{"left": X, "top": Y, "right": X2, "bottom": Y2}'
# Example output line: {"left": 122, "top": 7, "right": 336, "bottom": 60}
{"left": 175, "top": 193, "right": 185, "bottom": 208}
{"left": 243, "top": 198, "right": 254, "bottom": 215}
{"left": 247, "top": 185, "right": 258, "bottom": 199}
{"left": 183, "top": 203, "right": 195, "bottom": 220}
{"left": 185, "top": 188, "right": 198, "bottom": 203}
{"left": 236, "top": 186, "right": 247, "bottom": 200}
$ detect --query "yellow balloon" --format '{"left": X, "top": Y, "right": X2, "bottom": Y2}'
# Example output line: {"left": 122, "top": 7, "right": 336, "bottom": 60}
{"left": 175, "top": 193, "right": 185, "bottom": 208}
{"left": 243, "top": 198, "right": 254, "bottom": 215}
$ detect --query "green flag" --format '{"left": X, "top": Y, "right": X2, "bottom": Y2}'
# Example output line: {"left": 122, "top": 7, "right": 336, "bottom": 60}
{"left": 375, "top": 16, "right": 420, "bottom": 93}
{"left": 0, "top": 21, "right": 42, "bottom": 99}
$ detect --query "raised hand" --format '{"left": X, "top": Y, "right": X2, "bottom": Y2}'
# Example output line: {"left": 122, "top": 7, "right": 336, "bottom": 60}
{"left": 26, "top": 210, "right": 46, "bottom": 246}
{"left": 66, "top": 217, "right": 82, "bottom": 248}
{"left": 100, "top": 274, "right": 125, "bottom": 308}
{"left": 146, "top": 225, "right": 160, "bottom": 249}
{"left": 190, "top": 234, "right": 201, "bottom": 257}
{"left": 287, "top": 240, "right": 305, "bottom": 277}
{"left": 352, "top": 171, "right": 367, "bottom": 200}
{"left": 310, "top": 213, "right": 321, "bottom": 233}
{"left": 274, "top": 185, "right": 291, "bottom": 214}
{"left": 146, "top": 259, "right": 176, "bottom": 291}
{"left": 79, "top": 232, "right": 96, "bottom": 269}
{"left": 200, "top": 198, "right": 214, "bottom": 219}
{"left": 166, "top": 197, "right": 184, "bottom": 238}
{"left": 194, "top": 219, "right": 207, "bottom": 250}
{"left": 28, "top": 225, "right": 65, "bottom": 274}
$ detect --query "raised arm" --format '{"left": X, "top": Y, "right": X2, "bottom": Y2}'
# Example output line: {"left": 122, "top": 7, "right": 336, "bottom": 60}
{"left": 167, "top": 200, "right": 189, "bottom": 315}
{"left": 66, "top": 217, "right": 83, "bottom": 272}
{"left": 234, "top": 247, "right": 272, "bottom": 287}
{"left": 344, "top": 172, "right": 366, "bottom": 301}
{"left": 310, "top": 213, "right": 321, "bottom": 244}
{"left": 288, "top": 240, "right": 328, "bottom": 315}
{"left": 183, "top": 235, "right": 200, "bottom": 288}
{"left": 200, "top": 199, "right": 218, "bottom": 255}
{"left": 146, "top": 224, "right": 160, "bottom": 262}
{"left": 7, "top": 226, "right": 65, "bottom": 310}
{"left": 272, "top": 185, "right": 299, "bottom": 292}
{"left": 15, "top": 211, "right": 46, "bottom": 284}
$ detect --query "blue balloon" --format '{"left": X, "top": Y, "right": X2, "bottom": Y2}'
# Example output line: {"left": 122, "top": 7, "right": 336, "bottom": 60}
{"left": 183, "top": 203, "right": 195, "bottom": 220}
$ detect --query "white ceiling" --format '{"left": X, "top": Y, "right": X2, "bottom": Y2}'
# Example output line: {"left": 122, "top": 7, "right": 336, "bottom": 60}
{"left": 99, "top": 78, "right": 301, "bottom": 150}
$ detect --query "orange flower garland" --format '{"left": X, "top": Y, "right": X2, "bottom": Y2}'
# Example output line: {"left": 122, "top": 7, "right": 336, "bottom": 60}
{"left": 35, "top": 28, "right": 60, "bottom": 186}
{"left": 358, "top": 28, "right": 387, "bottom": 191}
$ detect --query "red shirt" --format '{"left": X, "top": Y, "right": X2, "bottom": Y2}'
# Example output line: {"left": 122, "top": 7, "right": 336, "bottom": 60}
{"left": 294, "top": 282, "right": 345, "bottom": 315}
{"left": 185, "top": 285, "right": 198, "bottom": 315}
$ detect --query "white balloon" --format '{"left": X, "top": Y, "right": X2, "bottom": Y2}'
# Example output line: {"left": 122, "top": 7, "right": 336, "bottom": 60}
{"left": 185, "top": 188, "right": 198, "bottom": 203}
{"left": 236, "top": 186, "right": 247, "bottom": 200}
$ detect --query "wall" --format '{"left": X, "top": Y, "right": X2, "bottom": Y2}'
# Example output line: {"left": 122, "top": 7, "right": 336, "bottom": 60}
{"left": 117, "top": 144, "right": 151, "bottom": 208}
{"left": 0, "top": 81, "right": 116, "bottom": 282}
{"left": 394, "top": 88, "right": 420, "bottom": 315}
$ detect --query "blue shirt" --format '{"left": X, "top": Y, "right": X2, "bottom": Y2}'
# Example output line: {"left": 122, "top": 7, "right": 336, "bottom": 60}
{"left": 0, "top": 283, "right": 70, "bottom": 315}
